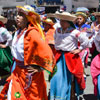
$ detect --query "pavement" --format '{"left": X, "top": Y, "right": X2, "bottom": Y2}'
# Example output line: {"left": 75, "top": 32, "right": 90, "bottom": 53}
{"left": 0, "top": 55, "right": 98, "bottom": 100}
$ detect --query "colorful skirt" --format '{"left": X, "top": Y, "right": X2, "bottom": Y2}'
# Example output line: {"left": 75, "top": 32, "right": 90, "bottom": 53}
{"left": 50, "top": 53, "right": 72, "bottom": 100}
{"left": 0, "top": 47, "right": 13, "bottom": 73}
{"left": 0, "top": 64, "right": 48, "bottom": 100}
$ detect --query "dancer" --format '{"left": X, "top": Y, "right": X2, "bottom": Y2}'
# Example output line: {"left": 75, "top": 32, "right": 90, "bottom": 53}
{"left": 0, "top": 5, "right": 55, "bottom": 100}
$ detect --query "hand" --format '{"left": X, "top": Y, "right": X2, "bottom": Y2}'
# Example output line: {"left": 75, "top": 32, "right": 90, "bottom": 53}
{"left": 27, "top": 65, "right": 42, "bottom": 75}
{"left": 0, "top": 44, "right": 7, "bottom": 48}
{"left": 94, "top": 25, "right": 100, "bottom": 31}
{"left": 70, "top": 49, "right": 82, "bottom": 54}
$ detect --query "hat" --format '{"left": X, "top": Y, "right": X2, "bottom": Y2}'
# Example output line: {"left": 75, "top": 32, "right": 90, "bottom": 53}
{"left": 0, "top": 15, "right": 7, "bottom": 24}
{"left": 50, "top": 12, "right": 76, "bottom": 22}
{"left": 16, "top": 5, "right": 40, "bottom": 20}
{"left": 47, "top": 13, "right": 55, "bottom": 18}
{"left": 75, "top": 12, "right": 87, "bottom": 19}
{"left": 42, "top": 18, "right": 54, "bottom": 26}
{"left": 93, "top": 12, "right": 100, "bottom": 17}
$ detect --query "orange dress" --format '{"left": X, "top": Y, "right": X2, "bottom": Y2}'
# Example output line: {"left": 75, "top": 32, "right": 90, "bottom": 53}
{"left": 0, "top": 25, "right": 55, "bottom": 100}
{"left": 44, "top": 27, "right": 55, "bottom": 45}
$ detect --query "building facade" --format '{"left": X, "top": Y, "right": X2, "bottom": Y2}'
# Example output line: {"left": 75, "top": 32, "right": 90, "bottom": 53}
{"left": 0, "top": 0, "right": 99, "bottom": 14}
{"left": 72, "top": 0, "right": 99, "bottom": 12}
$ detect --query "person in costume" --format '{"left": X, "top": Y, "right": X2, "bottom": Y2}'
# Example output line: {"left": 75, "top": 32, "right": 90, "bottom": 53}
{"left": 91, "top": 28, "right": 100, "bottom": 100}
{"left": 42, "top": 18, "right": 55, "bottom": 51}
{"left": 49, "top": 11, "right": 91, "bottom": 100}
{"left": 0, "top": 5, "right": 55, "bottom": 100}
{"left": 75, "top": 12, "right": 92, "bottom": 69}
{"left": 90, "top": 12, "right": 100, "bottom": 60}
{"left": 0, "top": 15, "right": 13, "bottom": 77}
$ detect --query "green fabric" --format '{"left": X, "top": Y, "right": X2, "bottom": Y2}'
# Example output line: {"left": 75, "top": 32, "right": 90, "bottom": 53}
{"left": 48, "top": 65, "right": 57, "bottom": 81}
{"left": 0, "top": 47, "right": 13, "bottom": 72}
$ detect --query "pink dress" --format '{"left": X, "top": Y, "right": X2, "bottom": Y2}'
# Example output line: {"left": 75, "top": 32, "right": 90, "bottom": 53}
{"left": 91, "top": 54, "right": 100, "bottom": 95}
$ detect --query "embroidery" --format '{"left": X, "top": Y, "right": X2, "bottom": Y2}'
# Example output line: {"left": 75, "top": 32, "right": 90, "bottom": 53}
{"left": 76, "top": 32, "right": 80, "bottom": 38}
{"left": 15, "top": 92, "right": 21, "bottom": 98}
{"left": 31, "top": 55, "right": 54, "bottom": 70}
{"left": 1, "top": 31, "right": 6, "bottom": 35}
{"left": 81, "top": 27, "right": 92, "bottom": 33}
{"left": 57, "top": 28, "right": 61, "bottom": 33}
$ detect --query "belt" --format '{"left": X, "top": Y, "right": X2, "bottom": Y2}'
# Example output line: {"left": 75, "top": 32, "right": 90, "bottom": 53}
{"left": 0, "top": 41, "right": 7, "bottom": 44}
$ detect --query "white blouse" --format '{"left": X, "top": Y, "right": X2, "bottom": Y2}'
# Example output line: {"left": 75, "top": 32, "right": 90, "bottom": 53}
{"left": 94, "top": 30, "right": 100, "bottom": 52}
{"left": 0, "top": 27, "right": 12, "bottom": 46}
{"left": 11, "top": 29, "right": 27, "bottom": 61}
{"left": 54, "top": 27, "right": 91, "bottom": 51}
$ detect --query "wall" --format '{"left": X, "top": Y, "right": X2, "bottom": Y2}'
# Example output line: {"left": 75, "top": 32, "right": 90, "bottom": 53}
{"left": 72, "top": 0, "right": 99, "bottom": 11}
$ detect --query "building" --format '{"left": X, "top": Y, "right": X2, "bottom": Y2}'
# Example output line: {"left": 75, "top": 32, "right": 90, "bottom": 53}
{"left": 72, "top": 0, "right": 99, "bottom": 12}
{"left": 0, "top": 0, "right": 99, "bottom": 15}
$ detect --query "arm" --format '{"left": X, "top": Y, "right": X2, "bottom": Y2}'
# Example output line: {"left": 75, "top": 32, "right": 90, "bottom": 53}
{"left": 94, "top": 39, "right": 100, "bottom": 52}
{"left": 0, "top": 28, "right": 12, "bottom": 48}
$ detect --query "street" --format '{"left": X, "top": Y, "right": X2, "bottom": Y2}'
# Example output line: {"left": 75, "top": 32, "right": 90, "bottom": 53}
{"left": 0, "top": 56, "right": 98, "bottom": 100}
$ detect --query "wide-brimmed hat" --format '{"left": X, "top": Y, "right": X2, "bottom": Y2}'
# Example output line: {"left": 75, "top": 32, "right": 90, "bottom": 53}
{"left": 93, "top": 12, "right": 100, "bottom": 17}
{"left": 16, "top": 5, "right": 40, "bottom": 20}
{"left": 0, "top": 15, "right": 7, "bottom": 23}
{"left": 75, "top": 12, "right": 87, "bottom": 19}
{"left": 47, "top": 11, "right": 77, "bottom": 22}
{"left": 42, "top": 18, "right": 54, "bottom": 26}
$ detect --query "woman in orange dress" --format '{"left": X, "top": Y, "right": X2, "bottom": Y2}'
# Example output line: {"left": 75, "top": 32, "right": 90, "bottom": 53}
{"left": 42, "top": 18, "right": 56, "bottom": 53}
{"left": 0, "top": 5, "right": 55, "bottom": 100}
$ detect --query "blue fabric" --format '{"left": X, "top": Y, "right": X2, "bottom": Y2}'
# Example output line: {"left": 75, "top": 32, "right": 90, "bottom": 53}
{"left": 75, "top": 23, "right": 91, "bottom": 30}
{"left": 97, "top": 74, "right": 100, "bottom": 99}
{"left": 75, "top": 79, "right": 84, "bottom": 100}
{"left": 11, "top": 61, "right": 16, "bottom": 73}
{"left": 50, "top": 53, "right": 72, "bottom": 100}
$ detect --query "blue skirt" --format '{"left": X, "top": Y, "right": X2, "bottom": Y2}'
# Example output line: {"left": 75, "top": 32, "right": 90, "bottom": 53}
{"left": 50, "top": 53, "right": 72, "bottom": 100}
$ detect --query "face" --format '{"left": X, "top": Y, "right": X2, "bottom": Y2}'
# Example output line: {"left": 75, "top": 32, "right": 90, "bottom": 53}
{"left": 43, "top": 23, "right": 51, "bottom": 31}
{"left": 16, "top": 12, "right": 28, "bottom": 28}
{"left": 76, "top": 15, "right": 85, "bottom": 25}
{"left": 60, "top": 20, "right": 70, "bottom": 30}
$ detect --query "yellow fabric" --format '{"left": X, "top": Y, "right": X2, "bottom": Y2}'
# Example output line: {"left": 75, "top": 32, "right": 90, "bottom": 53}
{"left": 26, "top": 15, "right": 45, "bottom": 40}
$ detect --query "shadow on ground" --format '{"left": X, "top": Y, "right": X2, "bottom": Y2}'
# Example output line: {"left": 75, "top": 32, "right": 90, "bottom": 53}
{"left": 83, "top": 94, "right": 97, "bottom": 100}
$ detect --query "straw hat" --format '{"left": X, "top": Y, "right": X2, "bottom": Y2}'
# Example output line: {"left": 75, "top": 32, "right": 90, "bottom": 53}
{"left": 42, "top": 18, "right": 54, "bottom": 26}
{"left": 16, "top": 5, "right": 40, "bottom": 20}
{"left": 48, "top": 12, "right": 77, "bottom": 22}
{"left": 0, "top": 15, "right": 7, "bottom": 23}
{"left": 47, "top": 13, "right": 55, "bottom": 18}
{"left": 75, "top": 12, "right": 87, "bottom": 19}
{"left": 93, "top": 12, "right": 100, "bottom": 16}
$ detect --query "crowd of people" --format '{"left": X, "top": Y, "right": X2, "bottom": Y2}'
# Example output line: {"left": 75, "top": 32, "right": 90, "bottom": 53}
{"left": 0, "top": 4, "right": 100, "bottom": 100}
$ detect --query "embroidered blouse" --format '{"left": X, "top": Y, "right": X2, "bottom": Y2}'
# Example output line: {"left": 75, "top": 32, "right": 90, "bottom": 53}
{"left": 0, "top": 27, "right": 12, "bottom": 46}
{"left": 54, "top": 27, "right": 91, "bottom": 51}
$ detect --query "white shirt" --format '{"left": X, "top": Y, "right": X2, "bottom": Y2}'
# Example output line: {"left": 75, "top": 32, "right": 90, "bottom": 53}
{"left": 94, "top": 30, "right": 100, "bottom": 52}
{"left": 0, "top": 27, "right": 12, "bottom": 46}
{"left": 54, "top": 27, "right": 91, "bottom": 51}
{"left": 11, "top": 29, "right": 27, "bottom": 61}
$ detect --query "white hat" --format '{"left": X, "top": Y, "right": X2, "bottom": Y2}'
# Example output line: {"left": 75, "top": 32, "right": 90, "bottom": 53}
{"left": 55, "top": 12, "right": 77, "bottom": 22}
{"left": 47, "top": 11, "right": 77, "bottom": 22}
{"left": 0, "top": 15, "right": 7, "bottom": 23}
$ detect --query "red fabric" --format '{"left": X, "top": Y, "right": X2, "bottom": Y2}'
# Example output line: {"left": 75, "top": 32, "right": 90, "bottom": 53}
{"left": 0, "top": 21, "right": 4, "bottom": 27}
{"left": 90, "top": 42, "right": 96, "bottom": 54}
{"left": 55, "top": 51, "right": 85, "bottom": 90}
